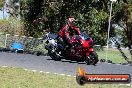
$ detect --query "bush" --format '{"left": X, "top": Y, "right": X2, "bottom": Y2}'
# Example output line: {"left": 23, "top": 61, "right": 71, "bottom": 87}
{"left": 0, "top": 18, "right": 24, "bottom": 36}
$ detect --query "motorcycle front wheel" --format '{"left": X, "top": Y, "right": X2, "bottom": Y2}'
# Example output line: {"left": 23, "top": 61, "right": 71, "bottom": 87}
{"left": 48, "top": 50, "right": 61, "bottom": 61}
{"left": 85, "top": 52, "right": 98, "bottom": 65}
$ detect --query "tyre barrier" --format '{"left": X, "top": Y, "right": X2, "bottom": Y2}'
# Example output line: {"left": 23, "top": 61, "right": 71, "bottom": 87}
{"left": 107, "top": 60, "right": 113, "bottom": 63}
{"left": 11, "top": 49, "right": 24, "bottom": 53}
{"left": 0, "top": 47, "right": 47, "bottom": 56}
{"left": 24, "top": 50, "right": 47, "bottom": 56}
{"left": 100, "top": 59, "right": 106, "bottom": 62}
{"left": 0, "top": 47, "right": 10, "bottom": 52}
{"left": 99, "top": 59, "right": 132, "bottom": 66}
{"left": 34, "top": 51, "right": 42, "bottom": 56}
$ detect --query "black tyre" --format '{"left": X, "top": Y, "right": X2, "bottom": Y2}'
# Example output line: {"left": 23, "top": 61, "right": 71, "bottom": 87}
{"left": 85, "top": 52, "right": 98, "bottom": 65}
{"left": 48, "top": 50, "right": 61, "bottom": 61}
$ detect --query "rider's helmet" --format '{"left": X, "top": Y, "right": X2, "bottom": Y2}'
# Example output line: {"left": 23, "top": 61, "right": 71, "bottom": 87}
{"left": 67, "top": 18, "right": 81, "bottom": 35}
{"left": 67, "top": 17, "right": 78, "bottom": 27}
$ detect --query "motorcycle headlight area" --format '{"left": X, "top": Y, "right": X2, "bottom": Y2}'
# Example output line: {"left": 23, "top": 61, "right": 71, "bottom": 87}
{"left": 48, "top": 39, "right": 57, "bottom": 46}
{"left": 89, "top": 41, "right": 93, "bottom": 46}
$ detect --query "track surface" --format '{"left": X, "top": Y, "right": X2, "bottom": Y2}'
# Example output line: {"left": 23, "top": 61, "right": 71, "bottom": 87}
{"left": 0, "top": 52, "right": 132, "bottom": 78}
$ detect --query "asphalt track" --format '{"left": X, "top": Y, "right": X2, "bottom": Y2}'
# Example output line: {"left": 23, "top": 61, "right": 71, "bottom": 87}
{"left": 0, "top": 52, "right": 132, "bottom": 78}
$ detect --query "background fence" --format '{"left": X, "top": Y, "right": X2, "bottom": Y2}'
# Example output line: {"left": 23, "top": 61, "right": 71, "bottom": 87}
{"left": 0, "top": 33, "right": 131, "bottom": 64}
{"left": 0, "top": 33, "right": 47, "bottom": 55}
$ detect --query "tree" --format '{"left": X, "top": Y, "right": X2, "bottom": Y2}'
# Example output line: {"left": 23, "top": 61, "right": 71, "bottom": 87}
{"left": 21, "top": 0, "right": 44, "bottom": 37}
{"left": 0, "top": 0, "right": 5, "bottom": 10}
{"left": 4, "top": 0, "right": 20, "bottom": 17}
{"left": 112, "top": 2, "right": 132, "bottom": 49}
{"left": 21, "top": 0, "right": 131, "bottom": 49}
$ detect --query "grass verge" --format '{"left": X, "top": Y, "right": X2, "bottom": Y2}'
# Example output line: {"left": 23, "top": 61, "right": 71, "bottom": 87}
{"left": 96, "top": 48, "right": 131, "bottom": 63}
{"left": 0, "top": 67, "right": 131, "bottom": 88}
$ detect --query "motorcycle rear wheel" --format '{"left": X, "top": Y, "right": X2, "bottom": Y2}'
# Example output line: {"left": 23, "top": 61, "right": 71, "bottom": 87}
{"left": 85, "top": 52, "right": 98, "bottom": 65}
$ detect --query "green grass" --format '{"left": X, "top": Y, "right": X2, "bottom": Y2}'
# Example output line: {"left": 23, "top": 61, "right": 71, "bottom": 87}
{"left": 96, "top": 48, "right": 131, "bottom": 63}
{"left": 0, "top": 67, "right": 131, "bottom": 88}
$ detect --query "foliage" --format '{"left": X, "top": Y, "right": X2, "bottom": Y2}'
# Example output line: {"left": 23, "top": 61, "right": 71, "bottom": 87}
{"left": 0, "top": 0, "right": 4, "bottom": 10}
{"left": 0, "top": 18, "right": 24, "bottom": 35}
{"left": 20, "top": 0, "right": 45, "bottom": 37}
{"left": 16, "top": 0, "right": 132, "bottom": 47}
{"left": 112, "top": 2, "right": 132, "bottom": 48}
{"left": 0, "top": 19, "right": 11, "bottom": 33}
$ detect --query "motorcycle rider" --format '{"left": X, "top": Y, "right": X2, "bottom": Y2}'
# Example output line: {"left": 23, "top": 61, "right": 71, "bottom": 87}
{"left": 57, "top": 17, "right": 81, "bottom": 50}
